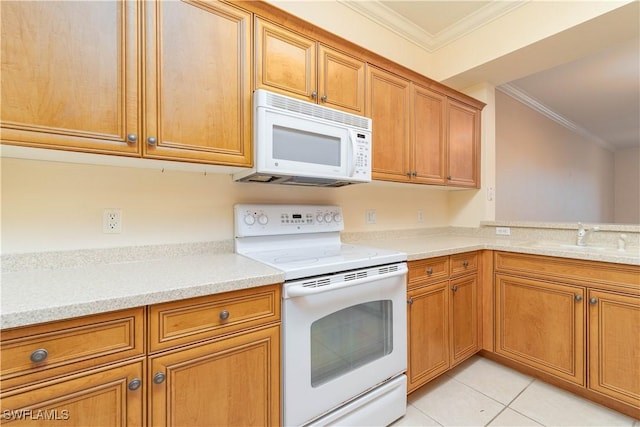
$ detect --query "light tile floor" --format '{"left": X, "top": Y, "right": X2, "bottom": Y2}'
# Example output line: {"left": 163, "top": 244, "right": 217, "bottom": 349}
{"left": 392, "top": 355, "right": 639, "bottom": 427}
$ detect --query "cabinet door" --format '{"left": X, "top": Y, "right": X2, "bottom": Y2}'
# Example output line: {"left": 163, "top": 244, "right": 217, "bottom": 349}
{"left": 0, "top": 361, "right": 144, "bottom": 426}
{"left": 144, "top": 0, "right": 252, "bottom": 166}
{"left": 450, "top": 274, "right": 479, "bottom": 366}
{"left": 367, "top": 66, "right": 411, "bottom": 182}
{"left": 412, "top": 84, "right": 446, "bottom": 184}
{"left": 495, "top": 274, "right": 585, "bottom": 385}
{"left": 149, "top": 325, "right": 280, "bottom": 427}
{"left": 407, "top": 282, "right": 450, "bottom": 393}
{"left": 588, "top": 290, "right": 640, "bottom": 407}
{"left": 447, "top": 99, "right": 480, "bottom": 188}
{"left": 317, "top": 45, "right": 365, "bottom": 115}
{"left": 0, "top": 1, "right": 139, "bottom": 155}
{"left": 255, "top": 17, "right": 316, "bottom": 102}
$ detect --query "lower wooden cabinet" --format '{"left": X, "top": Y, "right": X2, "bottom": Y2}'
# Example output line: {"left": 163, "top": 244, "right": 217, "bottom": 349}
{"left": 148, "top": 324, "right": 280, "bottom": 427}
{"left": 406, "top": 252, "right": 479, "bottom": 393}
{"left": 494, "top": 273, "right": 585, "bottom": 386}
{"left": 588, "top": 289, "right": 640, "bottom": 407}
{"left": 0, "top": 360, "right": 145, "bottom": 426}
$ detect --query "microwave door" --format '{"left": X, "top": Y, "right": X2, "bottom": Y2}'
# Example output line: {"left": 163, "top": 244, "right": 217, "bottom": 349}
{"left": 263, "top": 110, "right": 349, "bottom": 178}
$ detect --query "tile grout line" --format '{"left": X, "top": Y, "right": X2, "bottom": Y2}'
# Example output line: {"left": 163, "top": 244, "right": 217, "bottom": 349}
{"left": 503, "top": 378, "right": 548, "bottom": 427}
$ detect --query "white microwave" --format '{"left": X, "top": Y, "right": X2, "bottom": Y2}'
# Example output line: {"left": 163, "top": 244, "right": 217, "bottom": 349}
{"left": 234, "top": 89, "right": 372, "bottom": 187}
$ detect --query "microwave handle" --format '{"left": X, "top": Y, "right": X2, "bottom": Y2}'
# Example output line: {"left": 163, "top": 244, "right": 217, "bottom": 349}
{"left": 349, "top": 130, "right": 357, "bottom": 177}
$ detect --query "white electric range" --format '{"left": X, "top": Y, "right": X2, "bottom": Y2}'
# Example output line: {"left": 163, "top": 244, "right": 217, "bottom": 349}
{"left": 235, "top": 204, "right": 408, "bottom": 427}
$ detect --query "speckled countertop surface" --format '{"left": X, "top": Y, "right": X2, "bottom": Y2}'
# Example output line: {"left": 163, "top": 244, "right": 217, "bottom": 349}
{"left": 2, "top": 230, "right": 638, "bottom": 329}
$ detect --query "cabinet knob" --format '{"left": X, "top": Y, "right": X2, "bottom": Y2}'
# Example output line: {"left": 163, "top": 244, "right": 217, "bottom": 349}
{"left": 30, "top": 348, "right": 48, "bottom": 363}
{"left": 462, "top": 260, "right": 469, "bottom": 267}
{"left": 147, "top": 136, "right": 157, "bottom": 145}
{"left": 407, "top": 171, "right": 412, "bottom": 177}
{"left": 589, "top": 297, "right": 598, "bottom": 305}
{"left": 219, "top": 310, "right": 230, "bottom": 321}
{"left": 321, "top": 94, "right": 327, "bottom": 102}
{"left": 447, "top": 176, "right": 452, "bottom": 180}
{"left": 126, "top": 133, "right": 137, "bottom": 143}
{"left": 451, "top": 285, "right": 458, "bottom": 292}
{"left": 574, "top": 294, "right": 583, "bottom": 302}
{"left": 128, "top": 378, "right": 142, "bottom": 391}
{"left": 412, "top": 171, "right": 417, "bottom": 177}
{"left": 153, "top": 372, "right": 166, "bottom": 384}
{"left": 426, "top": 268, "right": 433, "bottom": 275}
{"left": 407, "top": 298, "right": 413, "bottom": 305}
{"left": 311, "top": 91, "right": 317, "bottom": 99}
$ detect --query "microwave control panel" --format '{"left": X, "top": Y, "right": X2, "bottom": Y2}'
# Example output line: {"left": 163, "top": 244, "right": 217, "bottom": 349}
{"left": 352, "top": 131, "right": 371, "bottom": 179}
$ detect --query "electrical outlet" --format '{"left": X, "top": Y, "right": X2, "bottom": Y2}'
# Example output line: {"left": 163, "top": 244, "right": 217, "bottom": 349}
{"left": 365, "top": 209, "right": 377, "bottom": 224}
{"left": 417, "top": 210, "right": 424, "bottom": 223}
{"left": 495, "top": 226, "right": 511, "bottom": 236}
{"left": 103, "top": 209, "right": 122, "bottom": 234}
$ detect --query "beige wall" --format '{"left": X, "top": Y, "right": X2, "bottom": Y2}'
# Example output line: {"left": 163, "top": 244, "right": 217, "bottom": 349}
{"left": 614, "top": 147, "right": 640, "bottom": 224}
{"left": 1, "top": 157, "right": 453, "bottom": 253}
{"left": 495, "top": 90, "right": 615, "bottom": 223}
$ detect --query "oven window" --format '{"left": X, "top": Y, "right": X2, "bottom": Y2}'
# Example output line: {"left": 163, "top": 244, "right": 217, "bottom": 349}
{"left": 272, "top": 125, "right": 341, "bottom": 166}
{"left": 310, "top": 300, "right": 393, "bottom": 387}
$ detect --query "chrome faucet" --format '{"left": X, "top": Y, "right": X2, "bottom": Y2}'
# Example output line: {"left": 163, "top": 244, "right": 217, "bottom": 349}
{"left": 576, "top": 222, "right": 599, "bottom": 246}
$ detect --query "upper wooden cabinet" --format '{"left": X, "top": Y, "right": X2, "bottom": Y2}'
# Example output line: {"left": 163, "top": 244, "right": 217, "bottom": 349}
{"left": 412, "top": 84, "right": 447, "bottom": 184}
{"left": 1, "top": 0, "right": 252, "bottom": 167}
{"left": 447, "top": 98, "right": 481, "bottom": 187}
{"left": 0, "top": 1, "right": 140, "bottom": 155}
{"left": 367, "top": 66, "right": 411, "bottom": 181}
{"left": 143, "top": 0, "right": 252, "bottom": 165}
{"left": 255, "top": 17, "right": 366, "bottom": 115}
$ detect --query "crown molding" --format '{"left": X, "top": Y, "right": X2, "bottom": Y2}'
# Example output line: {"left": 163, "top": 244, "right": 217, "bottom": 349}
{"left": 498, "top": 83, "right": 616, "bottom": 152}
{"left": 338, "top": 0, "right": 528, "bottom": 53}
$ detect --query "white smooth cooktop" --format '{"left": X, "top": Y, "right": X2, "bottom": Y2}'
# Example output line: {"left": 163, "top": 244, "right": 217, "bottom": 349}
{"left": 234, "top": 204, "right": 407, "bottom": 280}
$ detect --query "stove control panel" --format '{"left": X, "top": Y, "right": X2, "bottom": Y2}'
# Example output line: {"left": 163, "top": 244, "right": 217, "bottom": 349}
{"left": 235, "top": 204, "right": 343, "bottom": 237}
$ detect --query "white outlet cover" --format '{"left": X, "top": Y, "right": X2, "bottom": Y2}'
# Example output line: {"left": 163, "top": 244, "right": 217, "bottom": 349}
{"left": 103, "top": 209, "right": 122, "bottom": 234}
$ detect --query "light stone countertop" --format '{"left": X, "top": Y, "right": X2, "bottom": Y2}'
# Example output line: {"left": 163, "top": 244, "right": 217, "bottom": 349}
{"left": 1, "top": 252, "right": 283, "bottom": 329}
{"left": 2, "top": 232, "right": 638, "bottom": 330}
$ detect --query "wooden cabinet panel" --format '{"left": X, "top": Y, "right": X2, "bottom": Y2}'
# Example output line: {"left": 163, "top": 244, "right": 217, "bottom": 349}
{"left": 317, "top": 44, "right": 365, "bottom": 115}
{"left": 447, "top": 99, "right": 480, "bottom": 187}
{"left": 149, "top": 325, "right": 280, "bottom": 427}
{"left": 407, "top": 282, "right": 449, "bottom": 393}
{"left": 450, "top": 275, "right": 478, "bottom": 365}
{"left": 450, "top": 252, "right": 478, "bottom": 278}
{"left": 0, "top": 0, "right": 139, "bottom": 155}
{"left": 148, "top": 284, "right": 280, "bottom": 353}
{"left": 588, "top": 290, "right": 640, "bottom": 406}
{"left": 255, "top": 17, "right": 317, "bottom": 101}
{"left": 144, "top": 0, "right": 252, "bottom": 165}
{"left": 0, "top": 360, "right": 144, "bottom": 426}
{"left": 367, "top": 66, "right": 411, "bottom": 181}
{"left": 412, "top": 84, "right": 446, "bottom": 184}
{"left": 495, "top": 273, "right": 585, "bottom": 385}
{"left": 408, "top": 257, "right": 449, "bottom": 288}
{"left": 1, "top": 308, "right": 144, "bottom": 391}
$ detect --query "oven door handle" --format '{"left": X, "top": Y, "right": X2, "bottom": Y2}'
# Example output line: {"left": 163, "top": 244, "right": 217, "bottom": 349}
{"left": 285, "top": 267, "right": 407, "bottom": 298}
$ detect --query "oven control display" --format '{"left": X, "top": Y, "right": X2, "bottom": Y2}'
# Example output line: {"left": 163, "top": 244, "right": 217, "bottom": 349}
{"left": 235, "top": 204, "right": 344, "bottom": 237}
{"left": 281, "top": 213, "right": 314, "bottom": 224}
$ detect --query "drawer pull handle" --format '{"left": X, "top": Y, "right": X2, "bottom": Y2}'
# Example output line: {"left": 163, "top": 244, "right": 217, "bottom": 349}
{"left": 463, "top": 260, "right": 469, "bottom": 267}
{"left": 128, "top": 378, "right": 142, "bottom": 391}
{"left": 153, "top": 372, "right": 166, "bottom": 384}
{"left": 451, "top": 285, "right": 458, "bottom": 292}
{"left": 219, "top": 310, "right": 230, "bottom": 321}
{"left": 426, "top": 268, "right": 433, "bottom": 275}
{"left": 30, "top": 348, "right": 48, "bottom": 363}
{"left": 590, "top": 297, "right": 598, "bottom": 305}
{"left": 574, "top": 294, "right": 583, "bottom": 302}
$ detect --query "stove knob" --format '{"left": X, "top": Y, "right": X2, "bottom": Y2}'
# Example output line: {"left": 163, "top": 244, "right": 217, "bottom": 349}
{"left": 333, "top": 213, "right": 342, "bottom": 223}
{"left": 316, "top": 214, "right": 324, "bottom": 223}
{"left": 257, "top": 214, "right": 269, "bottom": 225}
{"left": 244, "top": 214, "right": 256, "bottom": 225}
{"left": 324, "top": 213, "right": 333, "bottom": 223}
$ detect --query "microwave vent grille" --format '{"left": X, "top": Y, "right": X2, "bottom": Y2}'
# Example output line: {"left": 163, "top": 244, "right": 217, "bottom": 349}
{"left": 265, "top": 92, "right": 370, "bottom": 130}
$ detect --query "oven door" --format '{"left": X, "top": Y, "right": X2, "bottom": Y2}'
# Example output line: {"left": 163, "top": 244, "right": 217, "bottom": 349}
{"left": 282, "top": 263, "right": 407, "bottom": 426}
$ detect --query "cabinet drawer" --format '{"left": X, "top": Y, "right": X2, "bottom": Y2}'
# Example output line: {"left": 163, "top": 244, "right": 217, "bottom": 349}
{"left": 148, "top": 284, "right": 281, "bottom": 353}
{"left": 0, "top": 308, "right": 144, "bottom": 390}
{"left": 408, "top": 257, "right": 449, "bottom": 288}
{"left": 450, "top": 252, "right": 478, "bottom": 277}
